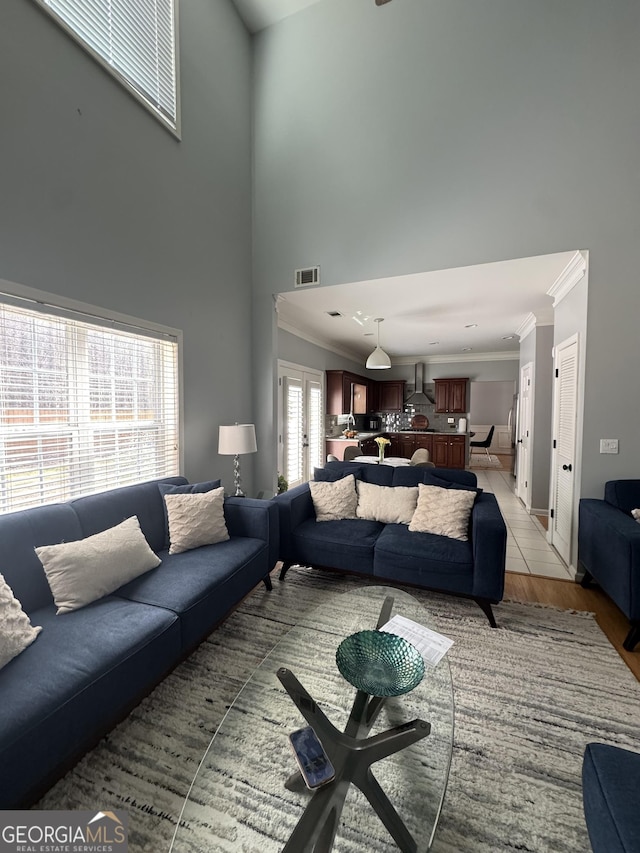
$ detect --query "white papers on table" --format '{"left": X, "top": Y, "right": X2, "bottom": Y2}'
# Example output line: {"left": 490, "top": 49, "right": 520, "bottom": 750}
{"left": 380, "top": 615, "right": 454, "bottom": 668}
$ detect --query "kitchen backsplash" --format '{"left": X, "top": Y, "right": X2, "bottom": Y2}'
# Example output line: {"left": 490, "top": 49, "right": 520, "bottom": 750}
{"left": 326, "top": 406, "right": 468, "bottom": 436}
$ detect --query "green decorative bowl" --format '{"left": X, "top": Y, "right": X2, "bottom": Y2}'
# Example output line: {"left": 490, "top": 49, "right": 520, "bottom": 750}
{"left": 336, "top": 630, "right": 425, "bottom": 697}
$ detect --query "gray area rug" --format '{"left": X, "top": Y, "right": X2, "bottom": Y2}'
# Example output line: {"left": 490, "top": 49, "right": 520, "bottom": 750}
{"left": 37, "top": 568, "right": 640, "bottom": 852}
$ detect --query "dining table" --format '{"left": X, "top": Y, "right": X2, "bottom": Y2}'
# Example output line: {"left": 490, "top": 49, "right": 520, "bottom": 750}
{"left": 351, "top": 455, "right": 410, "bottom": 467}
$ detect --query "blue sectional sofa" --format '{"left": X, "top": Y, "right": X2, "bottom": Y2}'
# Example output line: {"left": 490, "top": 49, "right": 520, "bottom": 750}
{"left": 579, "top": 480, "right": 640, "bottom": 651}
{"left": 0, "top": 476, "right": 277, "bottom": 808}
{"left": 583, "top": 742, "right": 640, "bottom": 852}
{"left": 274, "top": 462, "right": 506, "bottom": 625}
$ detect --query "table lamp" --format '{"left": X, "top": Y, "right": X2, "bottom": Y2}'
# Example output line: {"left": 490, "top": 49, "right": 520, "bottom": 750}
{"left": 218, "top": 423, "right": 257, "bottom": 497}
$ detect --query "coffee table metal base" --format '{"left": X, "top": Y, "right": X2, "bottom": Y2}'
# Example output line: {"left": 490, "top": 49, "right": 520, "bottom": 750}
{"left": 278, "top": 596, "right": 431, "bottom": 853}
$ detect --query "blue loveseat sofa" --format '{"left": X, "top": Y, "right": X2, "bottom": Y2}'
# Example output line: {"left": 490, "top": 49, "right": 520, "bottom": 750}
{"left": 578, "top": 479, "right": 640, "bottom": 651}
{"left": 274, "top": 462, "right": 506, "bottom": 625}
{"left": 0, "top": 476, "right": 277, "bottom": 808}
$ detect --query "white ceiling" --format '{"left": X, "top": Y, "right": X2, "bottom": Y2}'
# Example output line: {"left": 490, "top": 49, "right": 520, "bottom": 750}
{"left": 276, "top": 252, "right": 579, "bottom": 364}
{"left": 231, "top": 0, "right": 325, "bottom": 33}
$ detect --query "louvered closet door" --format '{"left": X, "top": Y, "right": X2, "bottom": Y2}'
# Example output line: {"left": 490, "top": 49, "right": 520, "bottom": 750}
{"left": 278, "top": 364, "right": 324, "bottom": 490}
{"left": 551, "top": 336, "right": 578, "bottom": 565}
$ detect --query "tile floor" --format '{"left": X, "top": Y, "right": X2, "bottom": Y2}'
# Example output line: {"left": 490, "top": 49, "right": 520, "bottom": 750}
{"left": 472, "top": 466, "right": 574, "bottom": 581}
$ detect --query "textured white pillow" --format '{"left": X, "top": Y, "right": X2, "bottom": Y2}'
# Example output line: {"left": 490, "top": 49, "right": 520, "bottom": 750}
{"left": 408, "top": 484, "right": 477, "bottom": 541}
{"left": 0, "top": 574, "right": 42, "bottom": 669}
{"left": 36, "top": 516, "right": 161, "bottom": 614}
{"left": 632, "top": 508, "right": 640, "bottom": 523}
{"left": 164, "top": 486, "right": 229, "bottom": 554}
{"left": 356, "top": 481, "right": 418, "bottom": 524}
{"left": 309, "top": 475, "right": 358, "bottom": 522}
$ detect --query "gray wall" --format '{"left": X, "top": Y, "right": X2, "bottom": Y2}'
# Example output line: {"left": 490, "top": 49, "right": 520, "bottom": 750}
{"left": 0, "top": 0, "right": 253, "bottom": 492}
{"left": 252, "top": 0, "right": 640, "bottom": 498}
{"left": 470, "top": 381, "right": 516, "bottom": 426}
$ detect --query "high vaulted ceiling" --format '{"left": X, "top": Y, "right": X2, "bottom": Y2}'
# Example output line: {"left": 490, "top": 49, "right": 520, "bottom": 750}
{"left": 276, "top": 252, "right": 579, "bottom": 364}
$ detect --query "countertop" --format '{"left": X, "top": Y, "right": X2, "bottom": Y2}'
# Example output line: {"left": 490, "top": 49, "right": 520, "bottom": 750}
{"left": 327, "top": 430, "right": 470, "bottom": 440}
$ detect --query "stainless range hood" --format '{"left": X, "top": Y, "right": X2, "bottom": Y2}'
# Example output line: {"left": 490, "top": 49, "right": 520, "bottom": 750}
{"left": 405, "top": 363, "right": 435, "bottom": 405}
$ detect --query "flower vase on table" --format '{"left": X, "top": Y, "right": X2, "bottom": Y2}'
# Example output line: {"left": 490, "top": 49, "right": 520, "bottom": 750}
{"left": 374, "top": 436, "right": 390, "bottom": 464}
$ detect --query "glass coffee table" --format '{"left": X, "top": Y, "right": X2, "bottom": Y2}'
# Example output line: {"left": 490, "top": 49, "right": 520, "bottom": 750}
{"left": 170, "top": 585, "right": 454, "bottom": 853}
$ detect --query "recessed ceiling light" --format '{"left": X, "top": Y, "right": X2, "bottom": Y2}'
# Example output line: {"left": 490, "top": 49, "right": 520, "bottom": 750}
{"left": 501, "top": 334, "right": 515, "bottom": 340}
{"left": 461, "top": 347, "right": 473, "bottom": 352}
{"left": 464, "top": 324, "right": 478, "bottom": 328}
{"left": 352, "top": 311, "right": 370, "bottom": 326}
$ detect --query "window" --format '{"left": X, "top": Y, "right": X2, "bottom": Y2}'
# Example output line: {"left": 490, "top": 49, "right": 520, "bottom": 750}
{"left": 0, "top": 297, "right": 179, "bottom": 513}
{"left": 33, "top": 0, "right": 179, "bottom": 134}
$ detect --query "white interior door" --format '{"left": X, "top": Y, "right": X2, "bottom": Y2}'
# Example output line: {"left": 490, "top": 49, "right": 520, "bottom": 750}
{"left": 549, "top": 335, "right": 579, "bottom": 565}
{"left": 516, "top": 362, "right": 533, "bottom": 507}
{"left": 278, "top": 362, "right": 324, "bottom": 489}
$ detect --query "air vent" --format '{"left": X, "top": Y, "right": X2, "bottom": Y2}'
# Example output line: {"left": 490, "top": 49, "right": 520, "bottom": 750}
{"left": 326, "top": 310, "right": 342, "bottom": 317}
{"left": 295, "top": 266, "right": 320, "bottom": 287}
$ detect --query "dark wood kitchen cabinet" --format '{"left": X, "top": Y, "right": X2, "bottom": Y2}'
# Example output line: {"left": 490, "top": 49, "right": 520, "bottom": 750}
{"left": 376, "top": 380, "right": 406, "bottom": 413}
{"left": 326, "top": 371, "right": 372, "bottom": 415}
{"left": 434, "top": 378, "right": 468, "bottom": 414}
{"left": 432, "top": 434, "right": 466, "bottom": 468}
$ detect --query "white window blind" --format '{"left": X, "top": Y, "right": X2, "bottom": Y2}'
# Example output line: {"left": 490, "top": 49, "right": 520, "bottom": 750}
{"left": 33, "top": 0, "right": 179, "bottom": 133}
{"left": 0, "top": 300, "right": 179, "bottom": 513}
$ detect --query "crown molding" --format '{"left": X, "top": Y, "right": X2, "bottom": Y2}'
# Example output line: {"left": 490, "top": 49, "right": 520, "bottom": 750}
{"left": 516, "top": 312, "right": 537, "bottom": 342}
{"left": 394, "top": 351, "right": 519, "bottom": 365}
{"left": 278, "top": 318, "right": 365, "bottom": 363}
{"left": 546, "top": 250, "right": 587, "bottom": 306}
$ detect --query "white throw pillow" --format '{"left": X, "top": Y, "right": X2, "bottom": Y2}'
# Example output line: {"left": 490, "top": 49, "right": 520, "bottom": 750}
{"left": 408, "top": 484, "right": 477, "bottom": 541}
{"left": 356, "top": 481, "right": 418, "bottom": 525}
{"left": 164, "top": 486, "right": 229, "bottom": 554}
{"left": 632, "top": 508, "right": 640, "bottom": 523}
{"left": 0, "top": 574, "right": 42, "bottom": 669}
{"left": 309, "top": 475, "right": 358, "bottom": 522}
{"left": 36, "top": 516, "right": 161, "bottom": 614}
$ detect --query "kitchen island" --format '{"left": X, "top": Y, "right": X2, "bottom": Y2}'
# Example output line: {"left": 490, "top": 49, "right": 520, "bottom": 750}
{"left": 325, "top": 430, "right": 470, "bottom": 469}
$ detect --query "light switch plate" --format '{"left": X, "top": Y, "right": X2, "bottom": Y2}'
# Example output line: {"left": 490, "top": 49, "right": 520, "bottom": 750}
{"left": 600, "top": 438, "right": 619, "bottom": 454}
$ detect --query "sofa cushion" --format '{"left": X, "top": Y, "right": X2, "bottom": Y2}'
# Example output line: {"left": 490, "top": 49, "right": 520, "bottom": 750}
{"left": 0, "top": 574, "right": 42, "bottom": 670}
{"left": 71, "top": 476, "right": 187, "bottom": 554}
{"left": 115, "top": 537, "right": 270, "bottom": 649}
{"left": 356, "top": 481, "right": 418, "bottom": 524}
{"left": 373, "top": 524, "right": 474, "bottom": 594}
{"left": 164, "top": 486, "right": 229, "bottom": 554}
{"left": 392, "top": 466, "right": 481, "bottom": 492}
{"left": 605, "top": 480, "right": 640, "bottom": 516}
{"left": 0, "top": 504, "right": 84, "bottom": 614}
{"left": 583, "top": 742, "right": 640, "bottom": 853}
{"left": 314, "top": 462, "right": 394, "bottom": 486}
{"left": 309, "top": 475, "right": 358, "bottom": 521}
{"left": 35, "top": 516, "right": 161, "bottom": 614}
{"left": 290, "top": 517, "right": 383, "bottom": 575}
{"left": 314, "top": 464, "right": 366, "bottom": 482}
{"left": 409, "top": 484, "right": 477, "bottom": 541}
{"left": 158, "top": 479, "right": 221, "bottom": 548}
{"left": 0, "top": 596, "right": 180, "bottom": 809}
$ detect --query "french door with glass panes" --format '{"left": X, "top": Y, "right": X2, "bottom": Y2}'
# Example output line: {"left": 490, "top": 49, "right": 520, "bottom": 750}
{"left": 278, "top": 363, "right": 324, "bottom": 489}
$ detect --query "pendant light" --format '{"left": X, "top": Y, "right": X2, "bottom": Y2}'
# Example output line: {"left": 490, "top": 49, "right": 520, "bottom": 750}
{"left": 366, "top": 318, "right": 391, "bottom": 369}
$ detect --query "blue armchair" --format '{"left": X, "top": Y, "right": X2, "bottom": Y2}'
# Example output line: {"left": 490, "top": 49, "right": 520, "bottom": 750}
{"left": 579, "top": 480, "right": 640, "bottom": 651}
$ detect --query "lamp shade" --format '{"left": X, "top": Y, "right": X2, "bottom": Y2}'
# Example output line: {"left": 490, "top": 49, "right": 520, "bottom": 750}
{"left": 365, "top": 318, "right": 391, "bottom": 369}
{"left": 366, "top": 346, "right": 392, "bottom": 369}
{"left": 218, "top": 424, "right": 257, "bottom": 455}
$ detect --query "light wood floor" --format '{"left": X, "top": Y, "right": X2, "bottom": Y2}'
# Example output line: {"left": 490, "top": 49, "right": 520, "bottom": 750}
{"left": 505, "top": 572, "right": 640, "bottom": 682}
